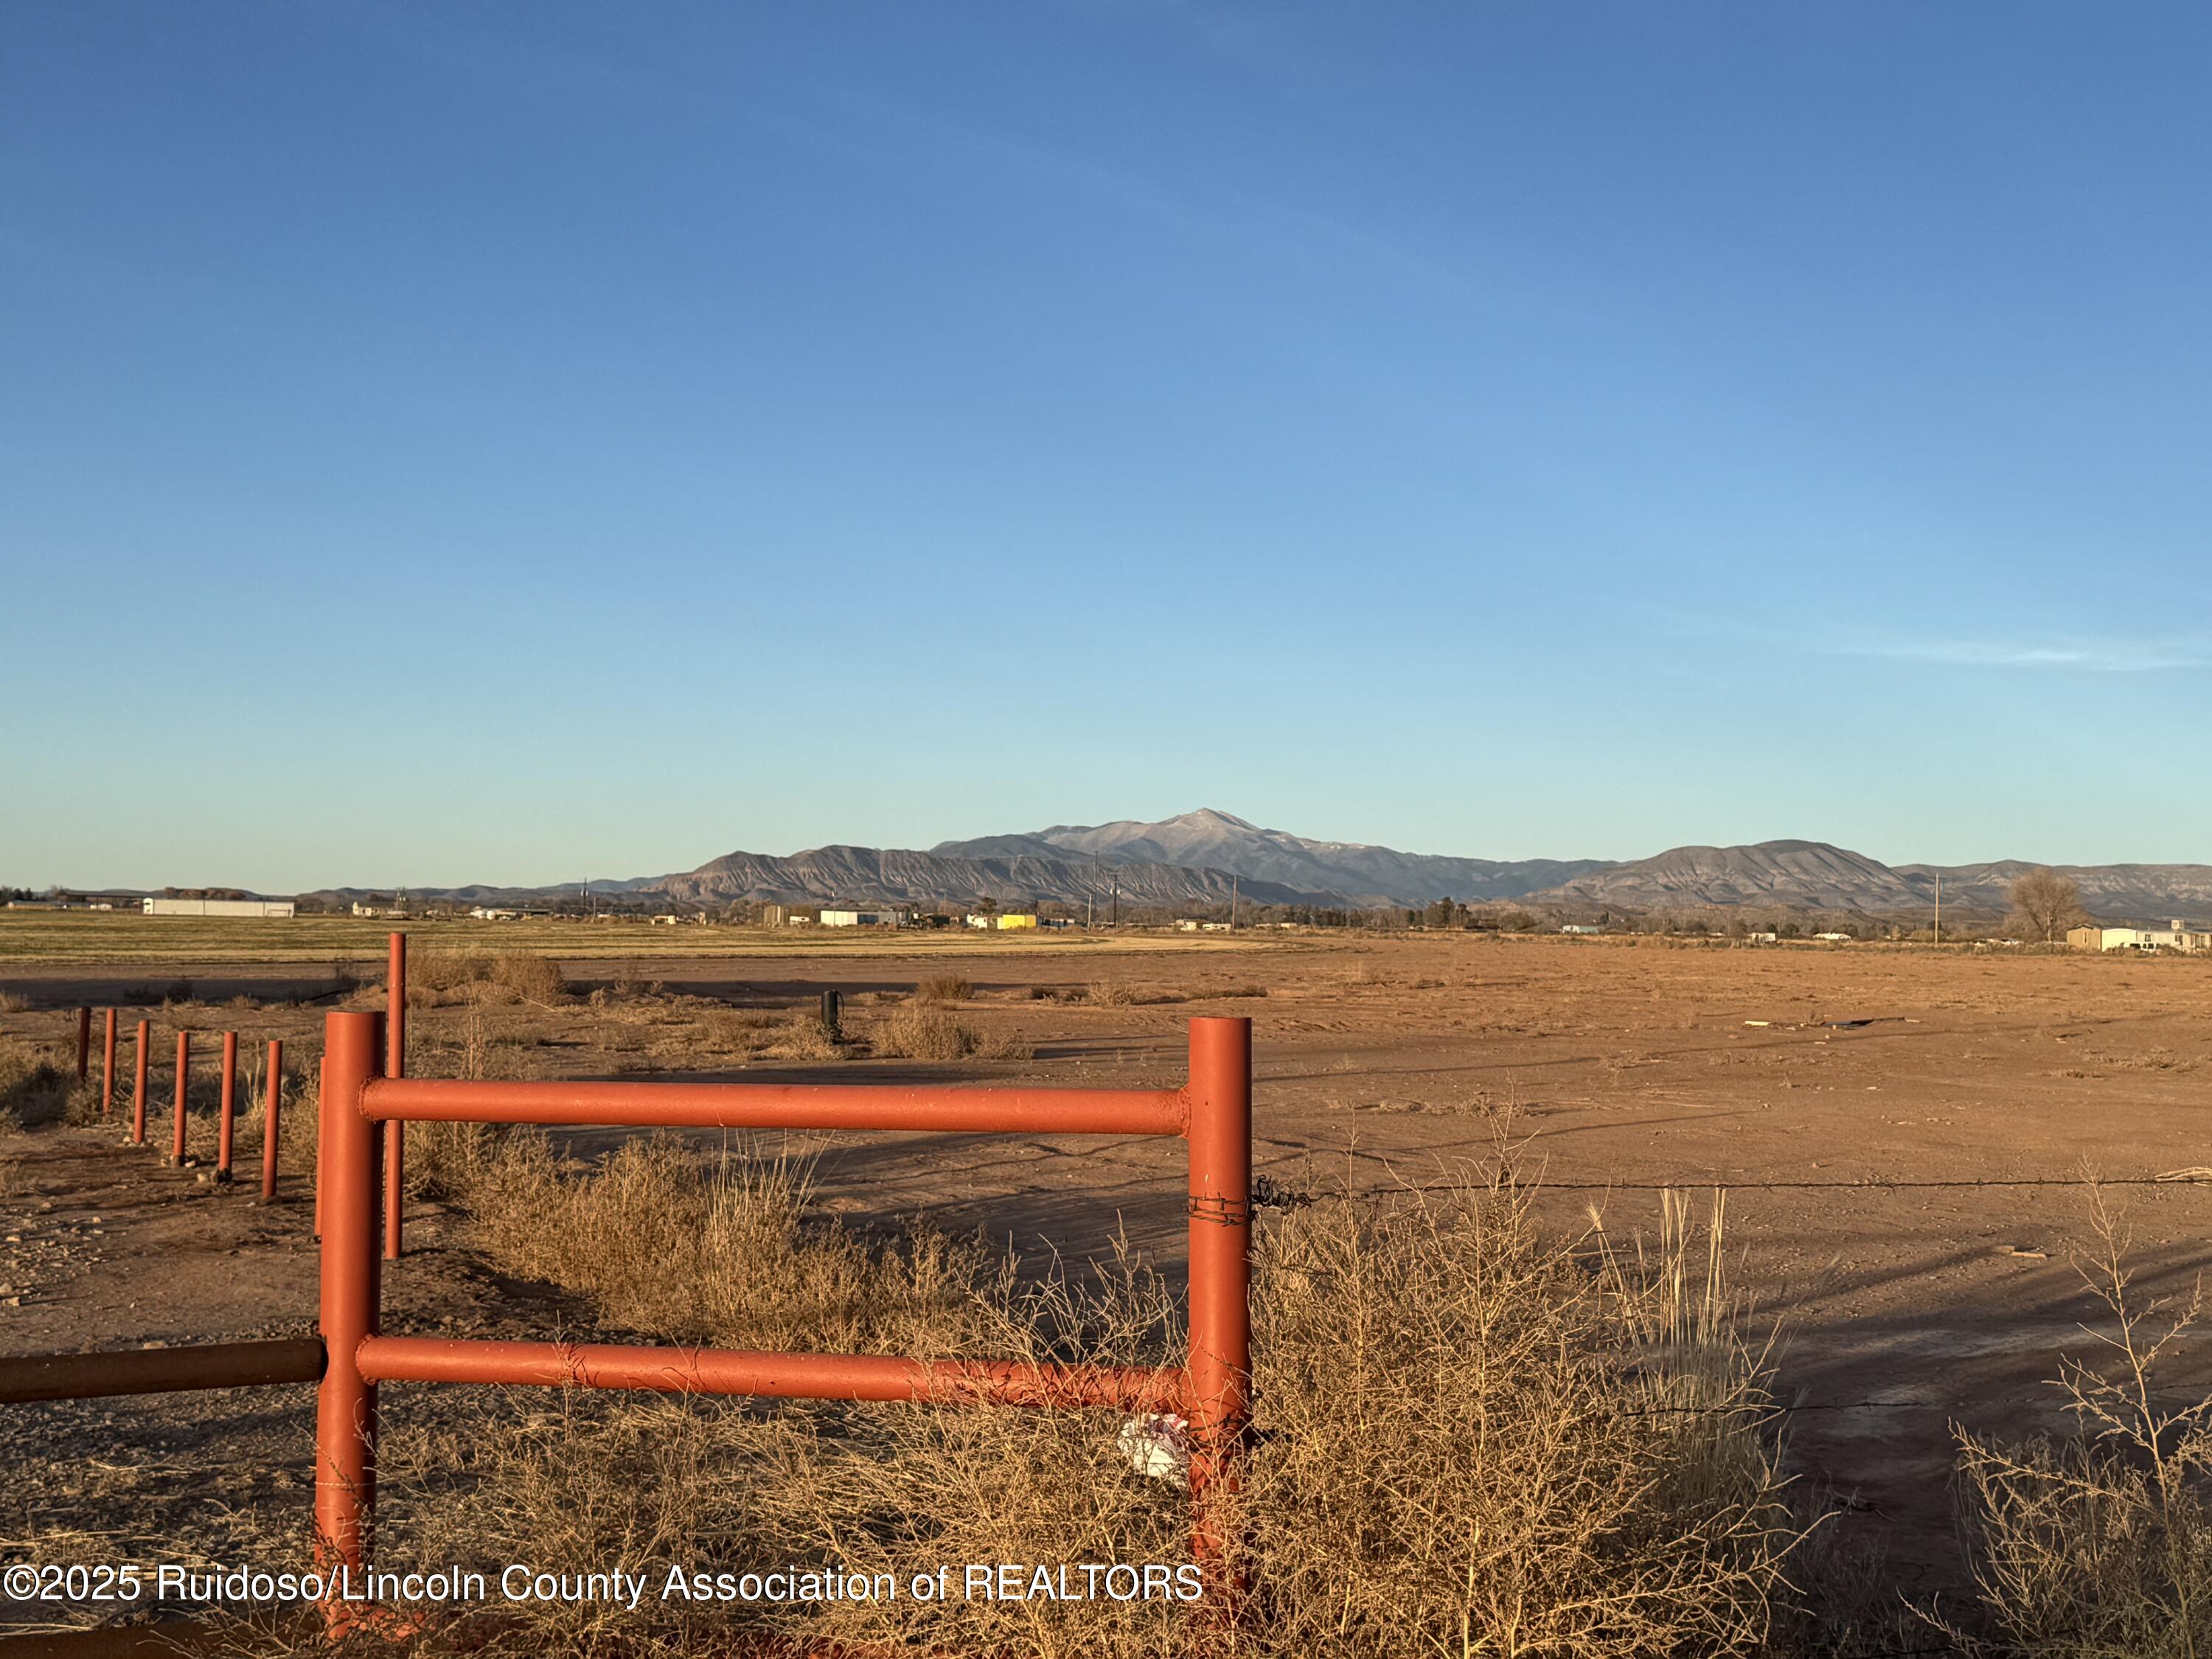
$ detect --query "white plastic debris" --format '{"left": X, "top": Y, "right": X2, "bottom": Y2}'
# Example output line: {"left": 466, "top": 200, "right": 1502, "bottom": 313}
{"left": 1116, "top": 1413, "right": 1191, "bottom": 1481}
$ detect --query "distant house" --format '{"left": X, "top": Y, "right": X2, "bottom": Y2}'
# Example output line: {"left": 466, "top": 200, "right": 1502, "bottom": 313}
{"left": 996, "top": 914, "right": 1038, "bottom": 931}
{"left": 1175, "top": 919, "right": 1201, "bottom": 932}
{"left": 470, "top": 906, "right": 526, "bottom": 921}
{"left": 965, "top": 914, "right": 995, "bottom": 930}
{"left": 1560, "top": 924, "right": 1604, "bottom": 936}
{"left": 1813, "top": 931, "right": 1853, "bottom": 942}
{"left": 2070, "top": 921, "right": 2212, "bottom": 953}
{"left": 146, "top": 897, "right": 295, "bottom": 919}
{"left": 821, "top": 907, "right": 909, "bottom": 928}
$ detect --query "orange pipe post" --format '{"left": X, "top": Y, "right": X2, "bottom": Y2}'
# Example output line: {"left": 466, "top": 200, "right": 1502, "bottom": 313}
{"left": 131, "top": 1020, "right": 150, "bottom": 1144}
{"left": 262, "top": 1040, "right": 283, "bottom": 1202}
{"left": 217, "top": 1032, "right": 238, "bottom": 1181}
{"left": 315, "top": 1057, "right": 327, "bottom": 1239}
{"left": 314, "top": 1012, "right": 383, "bottom": 1601}
{"left": 100, "top": 1009, "right": 117, "bottom": 1119}
{"left": 75, "top": 1007, "right": 91, "bottom": 1081}
{"left": 1186, "top": 1017, "right": 1253, "bottom": 1586}
{"left": 383, "top": 932, "right": 405, "bottom": 1261}
{"left": 170, "top": 1030, "right": 191, "bottom": 1166}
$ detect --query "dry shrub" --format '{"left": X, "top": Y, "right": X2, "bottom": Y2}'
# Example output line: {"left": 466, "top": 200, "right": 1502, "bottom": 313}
{"left": 872, "top": 1004, "right": 977, "bottom": 1060}
{"left": 399, "top": 1164, "right": 1795, "bottom": 1658}
{"left": 0, "top": 1037, "right": 72, "bottom": 1130}
{"left": 970, "top": 1027, "right": 1035, "bottom": 1062}
{"left": 1085, "top": 981, "right": 1136, "bottom": 1006}
{"left": 765, "top": 1008, "right": 844, "bottom": 1062}
{"left": 914, "top": 973, "right": 971, "bottom": 1004}
{"left": 408, "top": 949, "right": 493, "bottom": 1000}
{"left": 465, "top": 1133, "right": 985, "bottom": 1354}
{"left": 0, "top": 990, "right": 31, "bottom": 1015}
{"left": 1244, "top": 1182, "right": 1789, "bottom": 1658}
{"left": 1935, "top": 1191, "right": 2212, "bottom": 1657}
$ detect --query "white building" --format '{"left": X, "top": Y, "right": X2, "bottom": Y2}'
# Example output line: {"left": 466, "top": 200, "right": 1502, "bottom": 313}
{"left": 2070, "top": 920, "right": 2212, "bottom": 953}
{"left": 821, "top": 907, "right": 910, "bottom": 928}
{"left": 144, "top": 897, "right": 295, "bottom": 919}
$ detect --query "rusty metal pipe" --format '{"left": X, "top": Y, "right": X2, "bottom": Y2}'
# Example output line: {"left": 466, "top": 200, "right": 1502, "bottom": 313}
{"left": 1185, "top": 1017, "right": 1253, "bottom": 1579}
{"left": 262, "top": 1039, "right": 283, "bottom": 1202}
{"left": 315, "top": 1012, "right": 382, "bottom": 1581}
{"left": 218, "top": 1031, "right": 238, "bottom": 1180}
{"left": 355, "top": 1335, "right": 1184, "bottom": 1411}
{"left": 170, "top": 1030, "right": 190, "bottom": 1166}
{"left": 131, "top": 1020, "right": 150, "bottom": 1144}
{"left": 384, "top": 932, "right": 405, "bottom": 1260}
{"left": 75, "top": 1006, "right": 91, "bottom": 1081}
{"left": 361, "top": 1077, "right": 1189, "bottom": 1137}
{"left": 0, "top": 1338, "right": 324, "bottom": 1405}
{"left": 100, "top": 1009, "right": 117, "bottom": 1119}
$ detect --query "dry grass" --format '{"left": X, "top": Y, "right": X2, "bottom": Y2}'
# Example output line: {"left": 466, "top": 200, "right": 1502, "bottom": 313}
{"left": 0, "top": 1036, "right": 73, "bottom": 1130}
{"left": 372, "top": 1154, "right": 1802, "bottom": 1658}
{"left": 872, "top": 1004, "right": 978, "bottom": 1060}
{"left": 462, "top": 1133, "right": 988, "bottom": 1354}
{"left": 408, "top": 950, "right": 569, "bottom": 1006}
{"left": 0, "top": 990, "right": 31, "bottom": 1015}
{"left": 1935, "top": 1189, "right": 2212, "bottom": 1657}
{"left": 914, "top": 973, "right": 972, "bottom": 1004}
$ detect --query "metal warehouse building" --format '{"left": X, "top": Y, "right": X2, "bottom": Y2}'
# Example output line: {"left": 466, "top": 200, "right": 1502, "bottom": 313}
{"left": 142, "top": 897, "right": 296, "bottom": 919}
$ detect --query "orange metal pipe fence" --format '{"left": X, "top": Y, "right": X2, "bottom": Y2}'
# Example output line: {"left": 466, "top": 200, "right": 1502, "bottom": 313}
{"left": 218, "top": 1031, "right": 238, "bottom": 1181}
{"left": 383, "top": 931, "right": 405, "bottom": 1261}
{"left": 312, "top": 1004, "right": 1253, "bottom": 1628}
{"left": 100, "top": 1009, "right": 117, "bottom": 1119}
{"left": 131, "top": 1019, "right": 149, "bottom": 1144}
{"left": 170, "top": 1030, "right": 190, "bottom": 1166}
{"left": 262, "top": 1039, "right": 284, "bottom": 1202}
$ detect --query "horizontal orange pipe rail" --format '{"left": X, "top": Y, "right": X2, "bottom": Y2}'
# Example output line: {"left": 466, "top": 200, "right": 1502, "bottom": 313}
{"left": 361, "top": 1077, "right": 1188, "bottom": 1138}
{"left": 356, "top": 1335, "right": 1183, "bottom": 1411}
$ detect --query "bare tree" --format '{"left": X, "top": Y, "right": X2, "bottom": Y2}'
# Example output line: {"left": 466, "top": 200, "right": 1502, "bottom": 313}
{"left": 2007, "top": 866, "right": 2089, "bottom": 944}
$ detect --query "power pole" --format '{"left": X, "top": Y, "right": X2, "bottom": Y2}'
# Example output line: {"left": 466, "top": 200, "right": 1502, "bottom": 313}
{"left": 1934, "top": 874, "right": 1941, "bottom": 946}
{"left": 1231, "top": 875, "right": 1239, "bottom": 929}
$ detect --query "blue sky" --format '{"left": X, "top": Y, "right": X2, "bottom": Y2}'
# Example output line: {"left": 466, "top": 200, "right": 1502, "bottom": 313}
{"left": 7, "top": 2, "right": 2210, "bottom": 891}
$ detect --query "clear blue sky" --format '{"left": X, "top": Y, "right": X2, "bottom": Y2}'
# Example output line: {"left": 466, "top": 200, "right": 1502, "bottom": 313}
{"left": 7, "top": 3, "right": 2210, "bottom": 891}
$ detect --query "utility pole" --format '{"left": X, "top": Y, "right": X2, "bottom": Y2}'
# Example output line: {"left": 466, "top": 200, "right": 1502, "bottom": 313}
{"left": 1934, "top": 874, "right": 1941, "bottom": 946}
{"left": 1230, "top": 875, "right": 1239, "bottom": 930}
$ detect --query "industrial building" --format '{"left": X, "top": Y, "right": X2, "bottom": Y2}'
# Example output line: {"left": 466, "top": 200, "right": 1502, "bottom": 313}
{"left": 820, "top": 907, "right": 910, "bottom": 928}
{"left": 143, "top": 897, "right": 296, "bottom": 919}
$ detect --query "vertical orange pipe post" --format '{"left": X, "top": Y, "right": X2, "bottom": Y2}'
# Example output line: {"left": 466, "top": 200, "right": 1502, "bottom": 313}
{"left": 100, "top": 1009, "right": 117, "bottom": 1119}
{"left": 315, "top": 1012, "right": 383, "bottom": 1610}
{"left": 131, "top": 1020, "right": 150, "bottom": 1144}
{"left": 262, "top": 1040, "right": 284, "bottom": 1202}
{"left": 1184, "top": 1015, "right": 1252, "bottom": 1589}
{"left": 217, "top": 1031, "right": 238, "bottom": 1181}
{"left": 170, "top": 1030, "right": 191, "bottom": 1166}
{"left": 75, "top": 1007, "right": 91, "bottom": 1081}
{"left": 315, "top": 1057, "right": 327, "bottom": 1239}
{"left": 383, "top": 932, "right": 406, "bottom": 1260}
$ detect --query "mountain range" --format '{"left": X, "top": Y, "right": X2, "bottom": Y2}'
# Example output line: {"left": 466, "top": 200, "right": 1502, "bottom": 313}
{"left": 302, "top": 808, "right": 2212, "bottom": 922}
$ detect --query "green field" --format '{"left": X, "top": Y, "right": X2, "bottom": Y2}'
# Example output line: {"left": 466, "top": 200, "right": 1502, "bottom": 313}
{"left": 0, "top": 911, "right": 1289, "bottom": 966}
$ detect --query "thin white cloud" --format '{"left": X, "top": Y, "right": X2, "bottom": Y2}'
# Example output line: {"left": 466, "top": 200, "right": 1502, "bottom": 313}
{"left": 1839, "top": 638, "right": 2212, "bottom": 672}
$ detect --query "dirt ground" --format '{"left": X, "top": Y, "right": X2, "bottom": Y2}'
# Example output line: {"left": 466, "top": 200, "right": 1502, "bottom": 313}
{"left": 5, "top": 930, "right": 2211, "bottom": 1634}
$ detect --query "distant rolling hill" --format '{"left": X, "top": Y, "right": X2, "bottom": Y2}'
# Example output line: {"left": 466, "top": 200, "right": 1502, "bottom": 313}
{"left": 1529, "top": 841, "right": 2212, "bottom": 919}
{"left": 933, "top": 807, "right": 1615, "bottom": 908}
{"left": 297, "top": 811, "right": 2212, "bottom": 922}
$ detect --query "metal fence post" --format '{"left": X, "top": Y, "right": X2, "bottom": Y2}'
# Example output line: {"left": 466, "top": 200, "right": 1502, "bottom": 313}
{"left": 262, "top": 1040, "right": 283, "bottom": 1202}
{"left": 100, "top": 1009, "right": 116, "bottom": 1119}
{"left": 1184, "top": 1015, "right": 1252, "bottom": 1585}
{"left": 315, "top": 1012, "right": 383, "bottom": 1598}
{"left": 218, "top": 1032, "right": 238, "bottom": 1181}
{"left": 75, "top": 1007, "right": 91, "bottom": 1082}
{"left": 131, "top": 1020, "right": 150, "bottom": 1144}
{"left": 384, "top": 933, "right": 406, "bottom": 1260}
{"left": 170, "top": 1030, "right": 191, "bottom": 1166}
